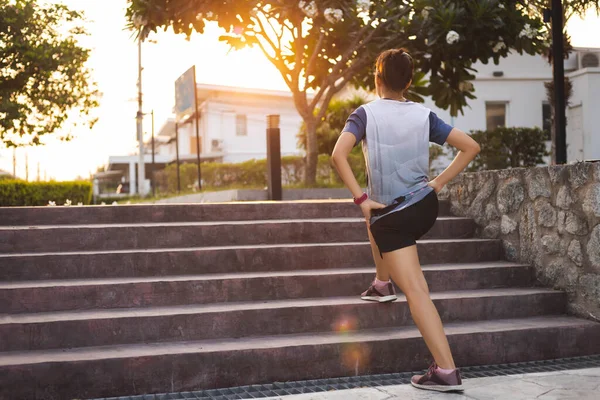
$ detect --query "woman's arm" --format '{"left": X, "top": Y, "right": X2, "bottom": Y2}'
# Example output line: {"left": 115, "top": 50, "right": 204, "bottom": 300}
{"left": 332, "top": 132, "right": 385, "bottom": 219}
{"left": 331, "top": 133, "right": 364, "bottom": 199}
{"left": 429, "top": 128, "right": 481, "bottom": 193}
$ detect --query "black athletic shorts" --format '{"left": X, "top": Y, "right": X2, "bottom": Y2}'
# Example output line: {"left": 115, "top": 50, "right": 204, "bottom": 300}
{"left": 369, "top": 190, "right": 439, "bottom": 255}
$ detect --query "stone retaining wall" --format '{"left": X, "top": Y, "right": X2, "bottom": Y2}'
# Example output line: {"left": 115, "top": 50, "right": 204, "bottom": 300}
{"left": 439, "top": 162, "right": 600, "bottom": 320}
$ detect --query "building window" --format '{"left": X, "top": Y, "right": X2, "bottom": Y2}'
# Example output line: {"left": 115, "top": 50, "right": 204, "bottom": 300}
{"left": 236, "top": 114, "right": 247, "bottom": 136}
{"left": 542, "top": 102, "right": 552, "bottom": 140}
{"left": 486, "top": 102, "right": 506, "bottom": 131}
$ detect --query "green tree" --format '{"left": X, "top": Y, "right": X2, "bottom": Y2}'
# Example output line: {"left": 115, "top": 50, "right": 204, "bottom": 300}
{"left": 524, "top": 1, "right": 597, "bottom": 164}
{"left": 0, "top": 0, "right": 99, "bottom": 147}
{"left": 127, "top": 0, "right": 547, "bottom": 184}
{"left": 0, "top": 170, "right": 14, "bottom": 181}
{"left": 457, "top": 127, "right": 550, "bottom": 172}
{"left": 520, "top": 1, "right": 599, "bottom": 63}
{"left": 297, "top": 95, "right": 367, "bottom": 155}
{"left": 525, "top": 0, "right": 599, "bottom": 25}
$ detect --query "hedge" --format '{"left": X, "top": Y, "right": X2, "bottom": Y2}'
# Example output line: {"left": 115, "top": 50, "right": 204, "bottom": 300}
{"left": 448, "top": 127, "right": 549, "bottom": 172}
{"left": 154, "top": 154, "right": 366, "bottom": 194}
{"left": 0, "top": 180, "right": 93, "bottom": 206}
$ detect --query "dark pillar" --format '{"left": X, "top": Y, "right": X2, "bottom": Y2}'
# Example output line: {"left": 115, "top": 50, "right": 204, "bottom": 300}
{"left": 552, "top": 0, "right": 567, "bottom": 164}
{"left": 266, "top": 115, "right": 282, "bottom": 201}
{"left": 175, "top": 121, "right": 181, "bottom": 193}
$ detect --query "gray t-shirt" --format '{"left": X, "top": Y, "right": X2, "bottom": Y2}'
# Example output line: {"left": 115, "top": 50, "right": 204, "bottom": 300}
{"left": 342, "top": 99, "right": 453, "bottom": 222}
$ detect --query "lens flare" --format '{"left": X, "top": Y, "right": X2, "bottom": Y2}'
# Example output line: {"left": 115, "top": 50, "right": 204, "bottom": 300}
{"left": 341, "top": 342, "right": 372, "bottom": 375}
{"left": 332, "top": 315, "right": 358, "bottom": 334}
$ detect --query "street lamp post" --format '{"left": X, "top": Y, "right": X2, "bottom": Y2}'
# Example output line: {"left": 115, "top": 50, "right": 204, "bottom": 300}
{"left": 266, "top": 115, "right": 282, "bottom": 201}
{"left": 551, "top": 0, "right": 567, "bottom": 165}
{"left": 151, "top": 110, "right": 155, "bottom": 197}
{"left": 175, "top": 121, "right": 181, "bottom": 193}
{"left": 136, "top": 36, "right": 146, "bottom": 196}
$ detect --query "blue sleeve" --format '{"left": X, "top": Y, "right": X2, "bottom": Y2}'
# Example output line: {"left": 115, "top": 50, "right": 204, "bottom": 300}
{"left": 342, "top": 106, "right": 367, "bottom": 146}
{"left": 429, "top": 111, "right": 453, "bottom": 145}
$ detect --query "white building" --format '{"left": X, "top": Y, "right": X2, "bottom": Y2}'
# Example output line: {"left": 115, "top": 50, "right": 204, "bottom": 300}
{"left": 419, "top": 47, "right": 600, "bottom": 163}
{"left": 154, "top": 84, "right": 308, "bottom": 163}
{"left": 100, "top": 48, "right": 599, "bottom": 196}
{"left": 99, "top": 84, "right": 308, "bottom": 196}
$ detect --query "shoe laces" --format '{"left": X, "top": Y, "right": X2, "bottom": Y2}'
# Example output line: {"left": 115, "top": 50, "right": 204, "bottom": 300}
{"left": 426, "top": 362, "right": 438, "bottom": 376}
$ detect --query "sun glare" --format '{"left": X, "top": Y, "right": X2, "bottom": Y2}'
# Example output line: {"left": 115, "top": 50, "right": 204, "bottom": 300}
{"left": 1, "top": 1, "right": 599, "bottom": 181}
{"left": 2, "top": 1, "right": 285, "bottom": 181}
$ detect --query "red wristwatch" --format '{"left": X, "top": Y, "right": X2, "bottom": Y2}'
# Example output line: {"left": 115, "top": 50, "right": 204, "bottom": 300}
{"left": 354, "top": 193, "right": 368, "bottom": 205}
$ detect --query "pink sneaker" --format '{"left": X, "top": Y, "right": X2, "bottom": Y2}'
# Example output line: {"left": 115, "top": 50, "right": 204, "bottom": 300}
{"left": 411, "top": 362, "right": 464, "bottom": 392}
{"left": 360, "top": 281, "right": 397, "bottom": 303}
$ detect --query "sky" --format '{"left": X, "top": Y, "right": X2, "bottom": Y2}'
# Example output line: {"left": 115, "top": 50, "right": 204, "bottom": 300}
{"left": 1, "top": 1, "right": 599, "bottom": 181}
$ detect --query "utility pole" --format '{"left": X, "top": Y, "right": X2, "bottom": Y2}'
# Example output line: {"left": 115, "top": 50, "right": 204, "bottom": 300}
{"left": 151, "top": 110, "right": 156, "bottom": 197}
{"left": 37, "top": 162, "right": 40, "bottom": 182}
{"left": 551, "top": 0, "right": 567, "bottom": 164}
{"left": 192, "top": 68, "right": 202, "bottom": 190}
{"left": 175, "top": 122, "right": 181, "bottom": 193}
{"left": 136, "top": 36, "right": 146, "bottom": 195}
{"left": 25, "top": 152, "right": 29, "bottom": 182}
{"left": 12, "top": 148, "right": 16, "bottom": 177}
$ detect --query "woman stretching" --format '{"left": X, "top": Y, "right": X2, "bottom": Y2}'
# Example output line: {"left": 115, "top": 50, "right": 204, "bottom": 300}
{"left": 331, "top": 48, "right": 480, "bottom": 392}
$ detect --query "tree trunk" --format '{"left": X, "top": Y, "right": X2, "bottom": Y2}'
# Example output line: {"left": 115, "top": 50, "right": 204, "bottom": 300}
{"left": 304, "top": 118, "right": 318, "bottom": 186}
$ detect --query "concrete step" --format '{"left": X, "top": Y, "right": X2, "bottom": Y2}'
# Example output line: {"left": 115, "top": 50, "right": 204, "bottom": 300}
{"left": 0, "top": 200, "right": 453, "bottom": 226}
{"left": 1, "top": 316, "right": 598, "bottom": 399}
{"left": 0, "top": 239, "right": 503, "bottom": 281}
{"left": 0, "top": 217, "right": 474, "bottom": 254}
{"left": 0, "top": 263, "right": 534, "bottom": 313}
{"left": 0, "top": 288, "right": 565, "bottom": 352}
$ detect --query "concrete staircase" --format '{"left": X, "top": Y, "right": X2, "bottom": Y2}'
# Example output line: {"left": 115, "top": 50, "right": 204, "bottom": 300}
{"left": 0, "top": 201, "right": 598, "bottom": 400}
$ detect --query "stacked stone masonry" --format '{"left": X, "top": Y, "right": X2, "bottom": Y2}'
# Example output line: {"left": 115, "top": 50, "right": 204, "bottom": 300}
{"left": 439, "top": 162, "right": 600, "bottom": 320}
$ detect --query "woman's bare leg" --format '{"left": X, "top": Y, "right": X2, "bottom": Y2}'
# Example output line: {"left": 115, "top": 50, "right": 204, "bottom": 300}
{"left": 367, "top": 224, "right": 389, "bottom": 281}
{"left": 383, "top": 245, "right": 456, "bottom": 369}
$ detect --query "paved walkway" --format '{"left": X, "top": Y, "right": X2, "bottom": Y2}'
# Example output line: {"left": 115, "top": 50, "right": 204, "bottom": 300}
{"left": 265, "top": 367, "right": 600, "bottom": 399}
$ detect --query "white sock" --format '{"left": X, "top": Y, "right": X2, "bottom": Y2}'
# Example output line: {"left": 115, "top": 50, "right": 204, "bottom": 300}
{"left": 436, "top": 366, "right": 456, "bottom": 375}
{"left": 374, "top": 278, "right": 389, "bottom": 287}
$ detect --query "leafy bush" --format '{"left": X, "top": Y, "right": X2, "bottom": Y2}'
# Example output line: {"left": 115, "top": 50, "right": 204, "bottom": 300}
{"left": 154, "top": 160, "right": 269, "bottom": 194}
{"left": 154, "top": 155, "right": 367, "bottom": 195}
{"left": 458, "top": 127, "right": 549, "bottom": 172}
{"left": 0, "top": 180, "right": 92, "bottom": 206}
